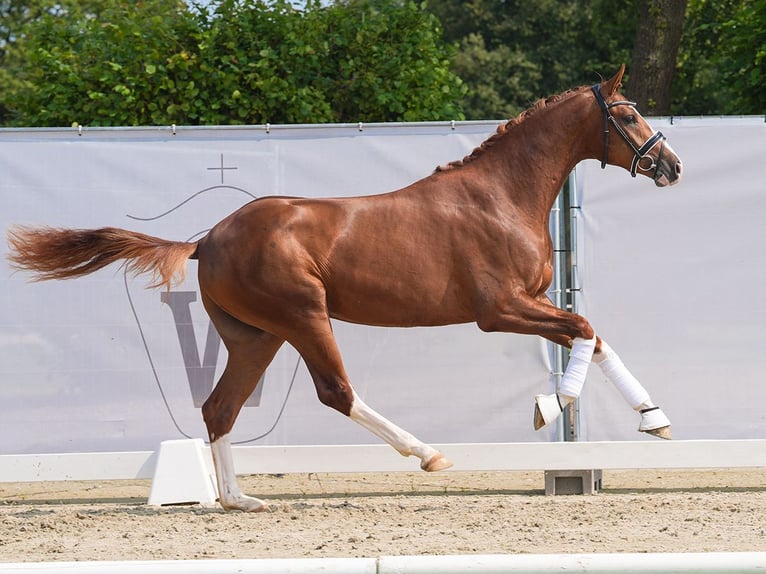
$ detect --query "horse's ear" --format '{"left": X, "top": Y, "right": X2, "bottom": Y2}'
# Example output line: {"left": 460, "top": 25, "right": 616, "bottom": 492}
{"left": 603, "top": 64, "right": 626, "bottom": 96}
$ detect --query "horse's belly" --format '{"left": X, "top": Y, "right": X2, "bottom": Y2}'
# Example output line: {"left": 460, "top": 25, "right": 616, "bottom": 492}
{"left": 326, "top": 280, "right": 473, "bottom": 328}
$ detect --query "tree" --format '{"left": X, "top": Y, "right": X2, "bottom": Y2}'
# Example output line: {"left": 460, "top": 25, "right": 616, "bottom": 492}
{"left": 322, "top": 0, "right": 465, "bottom": 122}
{"left": 671, "top": 0, "right": 764, "bottom": 115}
{"left": 199, "top": 0, "right": 465, "bottom": 124}
{"left": 1, "top": 0, "right": 465, "bottom": 126}
{"left": 719, "top": 0, "right": 766, "bottom": 114}
{"left": 426, "top": 0, "right": 640, "bottom": 119}
{"left": 0, "top": 0, "right": 96, "bottom": 122}
{"left": 2, "top": 0, "right": 204, "bottom": 126}
{"left": 627, "top": 0, "right": 687, "bottom": 115}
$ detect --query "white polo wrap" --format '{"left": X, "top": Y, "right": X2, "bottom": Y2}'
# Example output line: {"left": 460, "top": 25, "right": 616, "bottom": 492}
{"left": 592, "top": 340, "right": 650, "bottom": 409}
{"left": 558, "top": 336, "right": 597, "bottom": 399}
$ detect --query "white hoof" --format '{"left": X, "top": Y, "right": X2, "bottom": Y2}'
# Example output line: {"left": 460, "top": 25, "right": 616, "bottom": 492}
{"left": 421, "top": 452, "right": 453, "bottom": 472}
{"left": 534, "top": 393, "right": 563, "bottom": 430}
{"left": 639, "top": 407, "right": 672, "bottom": 440}
{"left": 219, "top": 494, "right": 269, "bottom": 513}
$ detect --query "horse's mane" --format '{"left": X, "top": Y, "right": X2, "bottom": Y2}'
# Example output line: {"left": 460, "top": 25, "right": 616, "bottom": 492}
{"left": 435, "top": 85, "right": 588, "bottom": 172}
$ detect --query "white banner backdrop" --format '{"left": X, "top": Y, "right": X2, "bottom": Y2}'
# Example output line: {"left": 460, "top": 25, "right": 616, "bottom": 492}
{"left": 0, "top": 123, "right": 555, "bottom": 455}
{"left": 577, "top": 117, "right": 766, "bottom": 440}
{"left": 2, "top": 117, "right": 762, "bottom": 455}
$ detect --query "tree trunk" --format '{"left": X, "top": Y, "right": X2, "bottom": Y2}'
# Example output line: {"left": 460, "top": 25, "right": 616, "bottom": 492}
{"left": 628, "top": 0, "right": 687, "bottom": 115}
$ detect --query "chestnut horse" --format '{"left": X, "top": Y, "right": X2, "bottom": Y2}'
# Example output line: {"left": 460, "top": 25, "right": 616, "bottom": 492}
{"left": 7, "top": 66, "right": 681, "bottom": 512}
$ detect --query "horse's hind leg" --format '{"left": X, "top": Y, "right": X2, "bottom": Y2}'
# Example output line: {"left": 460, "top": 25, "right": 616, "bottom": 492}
{"left": 294, "top": 317, "right": 452, "bottom": 472}
{"left": 201, "top": 296, "right": 284, "bottom": 511}
{"left": 348, "top": 390, "right": 452, "bottom": 471}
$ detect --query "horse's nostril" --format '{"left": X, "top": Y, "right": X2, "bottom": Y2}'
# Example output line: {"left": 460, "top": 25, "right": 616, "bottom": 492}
{"left": 676, "top": 161, "right": 683, "bottom": 176}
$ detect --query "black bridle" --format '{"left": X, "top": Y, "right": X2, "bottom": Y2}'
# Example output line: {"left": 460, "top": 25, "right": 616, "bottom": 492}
{"left": 591, "top": 84, "right": 666, "bottom": 179}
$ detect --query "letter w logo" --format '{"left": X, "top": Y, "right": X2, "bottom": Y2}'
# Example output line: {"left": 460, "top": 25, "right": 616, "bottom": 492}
{"left": 161, "top": 291, "right": 263, "bottom": 408}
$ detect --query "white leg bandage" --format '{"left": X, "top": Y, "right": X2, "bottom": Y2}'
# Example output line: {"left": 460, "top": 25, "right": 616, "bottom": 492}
{"left": 533, "top": 336, "right": 596, "bottom": 430}
{"left": 592, "top": 340, "right": 650, "bottom": 409}
{"left": 558, "top": 336, "right": 597, "bottom": 400}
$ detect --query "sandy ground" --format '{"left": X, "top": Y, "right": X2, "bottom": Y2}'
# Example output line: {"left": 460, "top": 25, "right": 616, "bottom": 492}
{"left": 1, "top": 469, "right": 765, "bottom": 562}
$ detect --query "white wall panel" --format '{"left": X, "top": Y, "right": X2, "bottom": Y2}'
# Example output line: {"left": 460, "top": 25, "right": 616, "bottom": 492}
{"left": 0, "top": 123, "right": 553, "bottom": 455}
{"left": 577, "top": 117, "right": 766, "bottom": 440}
{"left": 3, "top": 117, "right": 760, "bottom": 455}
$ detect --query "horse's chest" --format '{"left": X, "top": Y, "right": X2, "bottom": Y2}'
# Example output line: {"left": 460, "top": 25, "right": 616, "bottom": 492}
{"left": 505, "top": 229, "right": 553, "bottom": 294}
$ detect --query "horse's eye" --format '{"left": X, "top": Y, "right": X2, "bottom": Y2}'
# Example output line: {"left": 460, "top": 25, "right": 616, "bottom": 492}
{"left": 624, "top": 114, "right": 637, "bottom": 125}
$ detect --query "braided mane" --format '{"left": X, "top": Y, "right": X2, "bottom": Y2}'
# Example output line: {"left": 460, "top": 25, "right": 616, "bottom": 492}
{"left": 436, "top": 86, "right": 587, "bottom": 172}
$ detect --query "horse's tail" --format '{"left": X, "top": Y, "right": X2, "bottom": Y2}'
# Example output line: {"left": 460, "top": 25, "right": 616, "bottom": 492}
{"left": 6, "top": 226, "right": 199, "bottom": 291}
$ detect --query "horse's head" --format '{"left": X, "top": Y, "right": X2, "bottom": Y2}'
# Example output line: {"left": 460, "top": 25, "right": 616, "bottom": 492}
{"left": 592, "top": 65, "right": 682, "bottom": 187}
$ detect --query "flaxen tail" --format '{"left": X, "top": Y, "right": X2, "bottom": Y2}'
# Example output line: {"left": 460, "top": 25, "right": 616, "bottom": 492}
{"left": 6, "top": 226, "right": 198, "bottom": 290}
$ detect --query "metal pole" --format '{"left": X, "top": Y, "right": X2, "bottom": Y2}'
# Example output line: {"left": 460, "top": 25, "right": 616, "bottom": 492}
{"left": 566, "top": 169, "right": 581, "bottom": 441}
{"left": 550, "top": 190, "right": 565, "bottom": 442}
{"left": 551, "top": 171, "right": 581, "bottom": 442}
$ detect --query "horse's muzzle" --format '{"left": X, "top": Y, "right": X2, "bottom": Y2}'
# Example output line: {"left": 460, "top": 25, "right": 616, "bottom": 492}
{"left": 653, "top": 141, "right": 683, "bottom": 187}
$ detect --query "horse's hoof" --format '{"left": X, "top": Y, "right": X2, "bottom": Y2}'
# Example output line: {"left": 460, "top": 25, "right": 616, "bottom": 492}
{"left": 220, "top": 496, "right": 269, "bottom": 513}
{"left": 643, "top": 425, "right": 672, "bottom": 440}
{"left": 534, "top": 393, "right": 563, "bottom": 430}
{"left": 533, "top": 404, "right": 545, "bottom": 430}
{"left": 421, "top": 452, "right": 453, "bottom": 472}
{"left": 638, "top": 406, "right": 672, "bottom": 439}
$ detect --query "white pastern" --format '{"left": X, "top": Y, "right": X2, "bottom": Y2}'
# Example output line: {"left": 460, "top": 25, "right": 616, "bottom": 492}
{"left": 349, "top": 392, "right": 451, "bottom": 471}
{"left": 210, "top": 434, "right": 267, "bottom": 512}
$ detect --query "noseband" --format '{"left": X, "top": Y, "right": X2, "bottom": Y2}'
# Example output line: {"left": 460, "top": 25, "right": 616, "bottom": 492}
{"left": 591, "top": 84, "right": 666, "bottom": 179}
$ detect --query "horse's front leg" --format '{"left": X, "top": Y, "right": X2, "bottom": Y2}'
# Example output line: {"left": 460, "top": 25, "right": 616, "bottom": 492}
{"left": 533, "top": 334, "right": 597, "bottom": 430}
{"left": 534, "top": 330, "right": 672, "bottom": 439}
{"left": 475, "top": 291, "right": 597, "bottom": 430}
{"left": 592, "top": 339, "right": 672, "bottom": 439}
{"left": 535, "top": 336, "right": 671, "bottom": 438}
{"left": 477, "top": 293, "right": 671, "bottom": 438}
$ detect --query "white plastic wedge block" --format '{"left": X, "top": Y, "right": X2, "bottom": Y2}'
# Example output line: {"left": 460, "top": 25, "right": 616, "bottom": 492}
{"left": 147, "top": 439, "right": 219, "bottom": 507}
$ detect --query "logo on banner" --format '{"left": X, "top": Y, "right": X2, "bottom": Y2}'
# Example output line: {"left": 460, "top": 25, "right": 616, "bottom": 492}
{"left": 160, "top": 290, "right": 263, "bottom": 408}
{"left": 125, "top": 155, "right": 265, "bottom": 412}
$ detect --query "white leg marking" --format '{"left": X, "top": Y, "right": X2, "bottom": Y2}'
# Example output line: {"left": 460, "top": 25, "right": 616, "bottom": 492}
{"left": 349, "top": 392, "right": 451, "bottom": 471}
{"left": 210, "top": 434, "right": 267, "bottom": 512}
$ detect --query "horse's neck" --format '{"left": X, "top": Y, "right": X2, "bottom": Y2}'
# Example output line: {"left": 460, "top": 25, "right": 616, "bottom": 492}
{"left": 466, "top": 97, "right": 593, "bottom": 220}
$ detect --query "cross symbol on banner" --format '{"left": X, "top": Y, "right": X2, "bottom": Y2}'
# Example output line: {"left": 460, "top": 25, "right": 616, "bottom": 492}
{"left": 207, "top": 154, "right": 238, "bottom": 184}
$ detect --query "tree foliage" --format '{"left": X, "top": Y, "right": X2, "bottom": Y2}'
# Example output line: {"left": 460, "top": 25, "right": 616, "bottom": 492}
{"left": 428, "top": 0, "right": 762, "bottom": 118}
{"left": 673, "top": 0, "right": 765, "bottom": 115}
{"left": 426, "top": 0, "right": 639, "bottom": 119}
{"left": 198, "top": 0, "right": 464, "bottom": 124}
{"left": 0, "top": 0, "right": 465, "bottom": 126}
{"left": 0, "top": 0, "right": 104, "bottom": 123}
{"left": 1, "top": 0, "right": 762, "bottom": 126}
